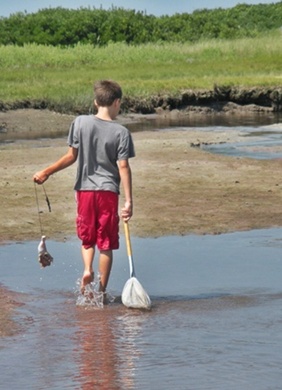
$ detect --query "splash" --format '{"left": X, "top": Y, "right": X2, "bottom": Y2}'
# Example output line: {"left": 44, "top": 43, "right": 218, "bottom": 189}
{"left": 75, "top": 275, "right": 115, "bottom": 308}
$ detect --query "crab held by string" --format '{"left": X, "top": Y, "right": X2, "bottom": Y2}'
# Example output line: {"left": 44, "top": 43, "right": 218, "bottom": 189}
{"left": 38, "top": 235, "right": 53, "bottom": 268}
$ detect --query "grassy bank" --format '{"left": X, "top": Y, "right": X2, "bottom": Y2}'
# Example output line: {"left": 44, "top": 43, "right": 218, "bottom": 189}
{"left": 0, "top": 31, "right": 281, "bottom": 109}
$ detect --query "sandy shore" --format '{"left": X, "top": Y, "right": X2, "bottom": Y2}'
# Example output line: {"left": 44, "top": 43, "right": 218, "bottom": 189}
{"left": 0, "top": 108, "right": 282, "bottom": 243}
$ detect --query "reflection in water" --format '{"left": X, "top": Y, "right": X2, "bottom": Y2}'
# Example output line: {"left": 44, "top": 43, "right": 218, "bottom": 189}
{"left": 74, "top": 307, "right": 121, "bottom": 390}
{"left": 115, "top": 311, "right": 151, "bottom": 389}
{"left": 73, "top": 306, "right": 150, "bottom": 390}
{"left": 127, "top": 112, "right": 282, "bottom": 133}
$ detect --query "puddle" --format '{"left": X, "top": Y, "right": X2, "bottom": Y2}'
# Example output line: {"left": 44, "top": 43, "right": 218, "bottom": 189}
{"left": 202, "top": 123, "right": 282, "bottom": 159}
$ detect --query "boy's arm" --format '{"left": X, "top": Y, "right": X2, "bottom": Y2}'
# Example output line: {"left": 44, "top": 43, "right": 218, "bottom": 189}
{"left": 118, "top": 159, "right": 133, "bottom": 221}
{"left": 33, "top": 146, "right": 78, "bottom": 184}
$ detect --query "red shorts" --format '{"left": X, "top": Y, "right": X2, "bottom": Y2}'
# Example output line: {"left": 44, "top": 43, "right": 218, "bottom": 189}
{"left": 76, "top": 191, "right": 119, "bottom": 250}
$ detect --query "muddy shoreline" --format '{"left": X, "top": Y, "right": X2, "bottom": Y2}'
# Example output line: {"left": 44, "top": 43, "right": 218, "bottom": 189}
{"left": 1, "top": 86, "right": 282, "bottom": 115}
{"left": 0, "top": 285, "right": 25, "bottom": 338}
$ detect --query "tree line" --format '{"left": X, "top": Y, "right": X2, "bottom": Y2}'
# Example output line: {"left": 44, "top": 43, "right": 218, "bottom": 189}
{"left": 0, "top": 2, "right": 281, "bottom": 46}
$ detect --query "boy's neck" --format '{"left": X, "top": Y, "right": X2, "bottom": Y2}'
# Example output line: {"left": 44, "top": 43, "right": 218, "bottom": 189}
{"left": 95, "top": 106, "right": 117, "bottom": 121}
{"left": 94, "top": 99, "right": 120, "bottom": 121}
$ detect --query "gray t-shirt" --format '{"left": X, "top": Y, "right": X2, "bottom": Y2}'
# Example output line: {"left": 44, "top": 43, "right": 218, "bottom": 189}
{"left": 67, "top": 115, "right": 135, "bottom": 193}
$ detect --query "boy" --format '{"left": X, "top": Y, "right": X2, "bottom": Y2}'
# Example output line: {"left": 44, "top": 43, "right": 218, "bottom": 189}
{"left": 33, "top": 80, "right": 135, "bottom": 296}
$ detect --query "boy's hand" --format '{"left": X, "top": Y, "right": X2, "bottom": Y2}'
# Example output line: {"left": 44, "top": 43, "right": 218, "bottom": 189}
{"left": 33, "top": 171, "right": 49, "bottom": 184}
{"left": 121, "top": 201, "right": 133, "bottom": 221}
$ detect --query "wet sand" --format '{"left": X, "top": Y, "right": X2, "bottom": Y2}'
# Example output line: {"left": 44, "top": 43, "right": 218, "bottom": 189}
{"left": 0, "top": 285, "right": 25, "bottom": 337}
{"left": 0, "top": 108, "right": 282, "bottom": 242}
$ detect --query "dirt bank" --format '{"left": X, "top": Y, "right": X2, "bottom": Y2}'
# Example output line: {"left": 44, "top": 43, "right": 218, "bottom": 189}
{"left": 0, "top": 86, "right": 282, "bottom": 115}
{"left": 0, "top": 108, "right": 282, "bottom": 243}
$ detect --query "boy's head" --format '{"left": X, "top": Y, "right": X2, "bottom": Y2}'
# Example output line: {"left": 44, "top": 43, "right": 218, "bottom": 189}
{"left": 94, "top": 80, "right": 122, "bottom": 107}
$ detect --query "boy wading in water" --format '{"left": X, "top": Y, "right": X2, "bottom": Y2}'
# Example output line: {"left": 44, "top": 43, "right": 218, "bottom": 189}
{"left": 33, "top": 80, "right": 135, "bottom": 298}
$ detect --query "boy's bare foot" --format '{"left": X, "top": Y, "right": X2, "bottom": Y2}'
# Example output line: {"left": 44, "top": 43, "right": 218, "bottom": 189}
{"left": 80, "top": 271, "right": 94, "bottom": 294}
{"left": 100, "top": 292, "right": 108, "bottom": 305}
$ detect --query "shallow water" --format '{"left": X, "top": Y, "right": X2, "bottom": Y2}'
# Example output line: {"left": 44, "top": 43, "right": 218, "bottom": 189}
{"left": 200, "top": 123, "right": 282, "bottom": 159}
{"left": 127, "top": 111, "right": 282, "bottom": 133}
{"left": 1, "top": 228, "right": 282, "bottom": 390}
{"left": 139, "top": 114, "right": 282, "bottom": 160}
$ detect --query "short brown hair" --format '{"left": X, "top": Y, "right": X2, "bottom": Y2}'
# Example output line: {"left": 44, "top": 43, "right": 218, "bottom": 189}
{"left": 94, "top": 80, "right": 122, "bottom": 107}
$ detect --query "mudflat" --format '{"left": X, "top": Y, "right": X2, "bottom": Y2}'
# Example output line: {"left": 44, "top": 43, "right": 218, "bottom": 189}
{"left": 1, "top": 108, "right": 282, "bottom": 243}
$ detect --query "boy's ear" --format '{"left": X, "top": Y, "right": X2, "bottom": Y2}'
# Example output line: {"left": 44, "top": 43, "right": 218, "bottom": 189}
{"left": 94, "top": 99, "right": 98, "bottom": 108}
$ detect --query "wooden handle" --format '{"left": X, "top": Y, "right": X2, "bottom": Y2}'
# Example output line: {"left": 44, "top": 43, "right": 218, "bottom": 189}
{"left": 124, "top": 221, "right": 132, "bottom": 257}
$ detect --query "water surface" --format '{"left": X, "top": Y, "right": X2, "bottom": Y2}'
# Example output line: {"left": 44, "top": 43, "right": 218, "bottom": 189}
{"left": 201, "top": 123, "right": 282, "bottom": 159}
{"left": 1, "top": 228, "right": 282, "bottom": 389}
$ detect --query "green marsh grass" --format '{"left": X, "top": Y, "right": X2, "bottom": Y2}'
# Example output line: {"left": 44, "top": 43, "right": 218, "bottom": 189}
{"left": 0, "top": 30, "right": 281, "bottom": 108}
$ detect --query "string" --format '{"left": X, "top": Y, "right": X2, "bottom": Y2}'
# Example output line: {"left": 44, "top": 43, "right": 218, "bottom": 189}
{"left": 42, "top": 184, "right": 51, "bottom": 212}
{"left": 34, "top": 183, "right": 51, "bottom": 236}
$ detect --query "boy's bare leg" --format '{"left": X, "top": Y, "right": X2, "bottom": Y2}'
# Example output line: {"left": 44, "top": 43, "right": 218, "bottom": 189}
{"left": 98, "top": 250, "right": 113, "bottom": 293}
{"left": 81, "top": 246, "right": 95, "bottom": 293}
